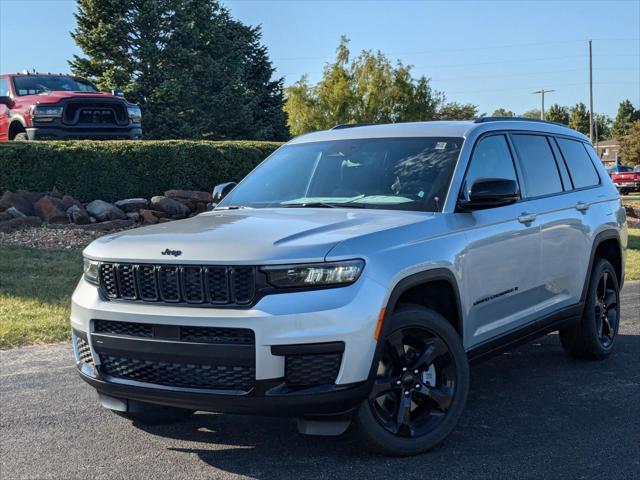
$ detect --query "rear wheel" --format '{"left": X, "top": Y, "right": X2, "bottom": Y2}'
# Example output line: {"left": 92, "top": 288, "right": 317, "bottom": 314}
{"left": 356, "top": 305, "right": 469, "bottom": 456}
{"left": 114, "top": 402, "right": 195, "bottom": 425}
{"left": 560, "top": 259, "right": 620, "bottom": 360}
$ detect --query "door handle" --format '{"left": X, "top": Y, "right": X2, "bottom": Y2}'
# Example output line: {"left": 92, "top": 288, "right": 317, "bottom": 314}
{"left": 575, "top": 202, "right": 590, "bottom": 212}
{"left": 517, "top": 213, "right": 537, "bottom": 224}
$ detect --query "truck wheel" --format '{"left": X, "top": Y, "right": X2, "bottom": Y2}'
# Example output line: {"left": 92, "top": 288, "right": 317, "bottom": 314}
{"left": 12, "top": 132, "right": 28, "bottom": 141}
{"left": 114, "top": 402, "right": 195, "bottom": 425}
{"left": 355, "top": 305, "right": 469, "bottom": 456}
{"left": 559, "top": 259, "right": 620, "bottom": 360}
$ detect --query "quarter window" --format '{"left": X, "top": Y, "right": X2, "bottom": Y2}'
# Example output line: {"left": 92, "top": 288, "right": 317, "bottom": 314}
{"left": 556, "top": 138, "right": 600, "bottom": 189}
{"left": 0, "top": 78, "right": 8, "bottom": 97}
{"left": 511, "top": 134, "right": 563, "bottom": 198}
{"left": 463, "top": 135, "right": 518, "bottom": 197}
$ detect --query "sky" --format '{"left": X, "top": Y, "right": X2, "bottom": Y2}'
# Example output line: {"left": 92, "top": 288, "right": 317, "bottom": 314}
{"left": 1, "top": 0, "right": 638, "bottom": 118}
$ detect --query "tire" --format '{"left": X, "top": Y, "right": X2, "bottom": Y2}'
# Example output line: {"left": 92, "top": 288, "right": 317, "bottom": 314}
{"left": 113, "top": 402, "right": 195, "bottom": 425}
{"left": 12, "top": 132, "right": 28, "bottom": 141}
{"left": 355, "top": 304, "right": 469, "bottom": 456}
{"left": 559, "top": 259, "right": 620, "bottom": 360}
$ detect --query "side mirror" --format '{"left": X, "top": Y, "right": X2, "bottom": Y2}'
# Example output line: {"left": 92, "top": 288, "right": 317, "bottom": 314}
{"left": 458, "top": 178, "right": 519, "bottom": 211}
{"left": 212, "top": 182, "right": 237, "bottom": 205}
{"left": 111, "top": 89, "right": 125, "bottom": 97}
{"left": 0, "top": 96, "right": 14, "bottom": 107}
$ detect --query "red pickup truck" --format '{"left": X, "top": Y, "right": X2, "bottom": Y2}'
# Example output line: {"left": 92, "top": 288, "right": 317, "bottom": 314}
{"left": 611, "top": 166, "right": 640, "bottom": 195}
{"left": 0, "top": 73, "right": 142, "bottom": 141}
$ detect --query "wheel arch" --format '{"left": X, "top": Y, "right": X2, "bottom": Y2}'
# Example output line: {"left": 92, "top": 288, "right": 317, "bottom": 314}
{"left": 8, "top": 115, "right": 27, "bottom": 139}
{"left": 581, "top": 229, "right": 624, "bottom": 303}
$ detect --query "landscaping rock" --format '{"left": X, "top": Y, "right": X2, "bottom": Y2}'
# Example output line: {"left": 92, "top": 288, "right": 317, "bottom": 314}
{"left": 86, "top": 200, "right": 126, "bottom": 222}
{"left": 0, "top": 211, "right": 12, "bottom": 221}
{"left": 624, "top": 204, "right": 638, "bottom": 219}
{"left": 66, "top": 205, "right": 92, "bottom": 225}
{"left": 115, "top": 198, "right": 148, "bottom": 213}
{"left": 16, "top": 190, "right": 46, "bottom": 205}
{"left": 69, "top": 219, "right": 134, "bottom": 231}
{"left": 0, "top": 216, "right": 43, "bottom": 233}
{"left": 6, "top": 207, "right": 27, "bottom": 219}
{"left": 34, "top": 195, "right": 68, "bottom": 224}
{"left": 126, "top": 212, "right": 141, "bottom": 222}
{"left": 140, "top": 209, "right": 159, "bottom": 224}
{"left": 0, "top": 191, "right": 34, "bottom": 216}
{"left": 164, "top": 190, "right": 212, "bottom": 211}
{"left": 61, "top": 195, "right": 82, "bottom": 211}
{"left": 150, "top": 196, "right": 190, "bottom": 218}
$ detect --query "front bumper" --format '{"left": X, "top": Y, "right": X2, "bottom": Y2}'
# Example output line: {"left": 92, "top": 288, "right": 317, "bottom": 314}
{"left": 71, "top": 276, "right": 387, "bottom": 416}
{"left": 27, "top": 125, "right": 142, "bottom": 140}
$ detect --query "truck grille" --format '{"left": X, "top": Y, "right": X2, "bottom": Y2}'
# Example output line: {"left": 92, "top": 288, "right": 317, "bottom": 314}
{"left": 285, "top": 353, "right": 342, "bottom": 387}
{"left": 63, "top": 101, "right": 127, "bottom": 125}
{"left": 98, "top": 263, "right": 256, "bottom": 306}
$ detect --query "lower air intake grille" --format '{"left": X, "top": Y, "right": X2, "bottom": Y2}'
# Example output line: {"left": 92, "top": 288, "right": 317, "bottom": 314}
{"left": 285, "top": 353, "right": 342, "bottom": 387}
{"left": 100, "top": 356, "right": 255, "bottom": 390}
{"left": 76, "top": 336, "right": 94, "bottom": 367}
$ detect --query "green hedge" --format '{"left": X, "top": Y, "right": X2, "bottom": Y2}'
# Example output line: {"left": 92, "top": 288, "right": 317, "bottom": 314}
{"left": 0, "top": 140, "right": 282, "bottom": 202}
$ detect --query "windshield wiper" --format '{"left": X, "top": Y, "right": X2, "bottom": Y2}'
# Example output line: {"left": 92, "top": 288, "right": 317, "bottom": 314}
{"left": 281, "top": 202, "right": 366, "bottom": 209}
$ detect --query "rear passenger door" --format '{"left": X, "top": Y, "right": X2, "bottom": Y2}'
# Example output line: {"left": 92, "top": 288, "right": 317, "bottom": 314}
{"left": 509, "top": 133, "right": 594, "bottom": 315}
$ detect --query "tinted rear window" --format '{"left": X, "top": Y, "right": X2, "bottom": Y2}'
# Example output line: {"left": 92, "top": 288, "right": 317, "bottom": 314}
{"left": 511, "top": 134, "right": 563, "bottom": 198}
{"left": 556, "top": 138, "right": 600, "bottom": 189}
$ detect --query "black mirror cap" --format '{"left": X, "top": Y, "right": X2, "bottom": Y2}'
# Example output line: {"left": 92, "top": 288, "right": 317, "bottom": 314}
{"left": 458, "top": 178, "right": 519, "bottom": 211}
{"left": 111, "top": 89, "right": 125, "bottom": 97}
{"left": 212, "top": 182, "right": 237, "bottom": 205}
{"left": 0, "top": 96, "right": 14, "bottom": 107}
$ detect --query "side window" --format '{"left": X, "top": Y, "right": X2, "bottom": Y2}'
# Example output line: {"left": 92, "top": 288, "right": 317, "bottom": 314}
{"left": 463, "top": 134, "right": 518, "bottom": 197}
{"left": 556, "top": 138, "right": 600, "bottom": 189}
{"left": 0, "top": 78, "right": 9, "bottom": 97}
{"left": 511, "top": 134, "right": 563, "bottom": 198}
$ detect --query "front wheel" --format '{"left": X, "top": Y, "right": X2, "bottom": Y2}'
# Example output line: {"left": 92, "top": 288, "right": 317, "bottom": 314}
{"left": 12, "top": 132, "right": 28, "bottom": 141}
{"left": 356, "top": 305, "right": 469, "bottom": 456}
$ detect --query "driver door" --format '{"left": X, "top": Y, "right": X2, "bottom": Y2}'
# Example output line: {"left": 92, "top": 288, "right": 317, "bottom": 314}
{"left": 457, "top": 133, "right": 544, "bottom": 348}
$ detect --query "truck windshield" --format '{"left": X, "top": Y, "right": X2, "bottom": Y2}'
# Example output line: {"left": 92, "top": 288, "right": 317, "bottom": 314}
{"left": 13, "top": 75, "right": 98, "bottom": 95}
{"left": 220, "top": 137, "right": 463, "bottom": 212}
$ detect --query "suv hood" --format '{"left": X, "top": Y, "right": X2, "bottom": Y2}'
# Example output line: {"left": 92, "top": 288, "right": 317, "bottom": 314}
{"left": 84, "top": 208, "right": 430, "bottom": 264}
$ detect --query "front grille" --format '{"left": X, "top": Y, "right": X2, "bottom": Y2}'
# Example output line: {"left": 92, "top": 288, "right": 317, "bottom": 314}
{"left": 64, "top": 101, "right": 127, "bottom": 125}
{"left": 75, "top": 336, "right": 94, "bottom": 367}
{"left": 285, "top": 353, "right": 342, "bottom": 387}
{"left": 100, "top": 355, "right": 254, "bottom": 390}
{"left": 98, "top": 263, "right": 256, "bottom": 306}
{"left": 94, "top": 320, "right": 153, "bottom": 337}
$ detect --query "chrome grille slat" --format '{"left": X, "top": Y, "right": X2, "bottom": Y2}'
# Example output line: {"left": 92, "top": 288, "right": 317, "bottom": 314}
{"left": 98, "top": 263, "right": 256, "bottom": 306}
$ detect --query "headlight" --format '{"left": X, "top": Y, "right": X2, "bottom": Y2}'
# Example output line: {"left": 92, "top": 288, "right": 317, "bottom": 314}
{"left": 262, "top": 259, "right": 364, "bottom": 289}
{"left": 83, "top": 258, "right": 100, "bottom": 285}
{"left": 127, "top": 106, "right": 142, "bottom": 123}
{"left": 31, "top": 105, "right": 63, "bottom": 121}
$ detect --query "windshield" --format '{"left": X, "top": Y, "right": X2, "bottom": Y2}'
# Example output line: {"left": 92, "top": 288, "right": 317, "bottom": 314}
{"left": 12, "top": 75, "right": 98, "bottom": 96}
{"left": 220, "top": 137, "right": 463, "bottom": 212}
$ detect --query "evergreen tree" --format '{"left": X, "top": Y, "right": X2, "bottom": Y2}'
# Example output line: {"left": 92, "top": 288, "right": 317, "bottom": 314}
{"left": 569, "top": 102, "right": 591, "bottom": 135}
{"left": 545, "top": 104, "right": 570, "bottom": 125}
{"left": 70, "top": 0, "right": 288, "bottom": 140}
{"left": 618, "top": 120, "right": 640, "bottom": 165}
{"left": 491, "top": 108, "right": 515, "bottom": 117}
{"left": 611, "top": 100, "right": 640, "bottom": 139}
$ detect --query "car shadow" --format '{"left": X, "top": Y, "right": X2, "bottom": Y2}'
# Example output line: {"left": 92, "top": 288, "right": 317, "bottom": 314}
{"left": 135, "top": 331, "right": 640, "bottom": 479}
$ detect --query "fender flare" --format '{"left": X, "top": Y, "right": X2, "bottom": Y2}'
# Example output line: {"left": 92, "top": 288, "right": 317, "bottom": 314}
{"left": 8, "top": 114, "right": 27, "bottom": 138}
{"left": 580, "top": 229, "right": 624, "bottom": 302}
{"left": 364, "top": 268, "right": 463, "bottom": 384}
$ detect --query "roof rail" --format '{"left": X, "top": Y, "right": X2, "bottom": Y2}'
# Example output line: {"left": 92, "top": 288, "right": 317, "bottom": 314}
{"left": 474, "top": 116, "right": 567, "bottom": 127}
{"left": 331, "top": 123, "right": 374, "bottom": 130}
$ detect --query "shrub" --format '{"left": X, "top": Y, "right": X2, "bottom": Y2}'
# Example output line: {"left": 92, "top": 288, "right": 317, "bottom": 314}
{"left": 0, "top": 140, "right": 282, "bottom": 202}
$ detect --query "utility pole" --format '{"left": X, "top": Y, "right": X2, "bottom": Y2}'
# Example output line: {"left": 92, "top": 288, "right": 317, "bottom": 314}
{"left": 532, "top": 89, "right": 555, "bottom": 120}
{"left": 589, "top": 39, "right": 594, "bottom": 142}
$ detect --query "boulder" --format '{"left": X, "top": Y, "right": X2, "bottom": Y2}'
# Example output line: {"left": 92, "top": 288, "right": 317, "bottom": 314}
{"left": 0, "top": 211, "right": 12, "bottom": 221}
{"left": 66, "top": 205, "right": 91, "bottom": 225}
{"left": 150, "top": 196, "right": 190, "bottom": 218}
{"left": 624, "top": 204, "right": 638, "bottom": 219}
{"left": 86, "top": 200, "right": 126, "bottom": 222}
{"left": 6, "top": 207, "right": 27, "bottom": 219}
{"left": 115, "top": 198, "right": 149, "bottom": 213}
{"left": 69, "top": 218, "right": 134, "bottom": 231}
{"left": 139, "top": 209, "right": 159, "bottom": 224}
{"left": 16, "top": 190, "right": 46, "bottom": 205}
{"left": 0, "top": 191, "right": 34, "bottom": 216}
{"left": 60, "top": 195, "right": 82, "bottom": 211}
{"left": 34, "top": 195, "right": 68, "bottom": 224}
{"left": 0, "top": 216, "right": 42, "bottom": 233}
{"left": 164, "top": 190, "right": 212, "bottom": 211}
{"left": 126, "top": 212, "right": 141, "bottom": 222}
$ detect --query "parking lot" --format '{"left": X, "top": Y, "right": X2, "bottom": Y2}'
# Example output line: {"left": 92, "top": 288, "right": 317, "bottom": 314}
{"left": 1, "top": 282, "right": 638, "bottom": 480}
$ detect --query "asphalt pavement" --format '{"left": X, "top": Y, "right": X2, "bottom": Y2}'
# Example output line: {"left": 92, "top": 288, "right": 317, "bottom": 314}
{"left": 1, "top": 282, "right": 639, "bottom": 480}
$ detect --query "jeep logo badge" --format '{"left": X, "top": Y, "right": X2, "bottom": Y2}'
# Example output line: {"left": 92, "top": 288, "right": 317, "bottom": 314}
{"left": 161, "top": 248, "right": 182, "bottom": 257}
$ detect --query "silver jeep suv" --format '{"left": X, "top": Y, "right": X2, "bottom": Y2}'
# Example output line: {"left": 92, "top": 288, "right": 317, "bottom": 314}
{"left": 72, "top": 119, "right": 627, "bottom": 456}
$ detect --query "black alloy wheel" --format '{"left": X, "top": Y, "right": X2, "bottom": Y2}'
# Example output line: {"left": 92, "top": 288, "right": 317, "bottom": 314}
{"left": 593, "top": 268, "right": 619, "bottom": 348}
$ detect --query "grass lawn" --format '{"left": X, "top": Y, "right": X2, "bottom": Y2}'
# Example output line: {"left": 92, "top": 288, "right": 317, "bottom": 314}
{"left": 1, "top": 229, "right": 639, "bottom": 349}
{"left": 0, "top": 247, "right": 81, "bottom": 349}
